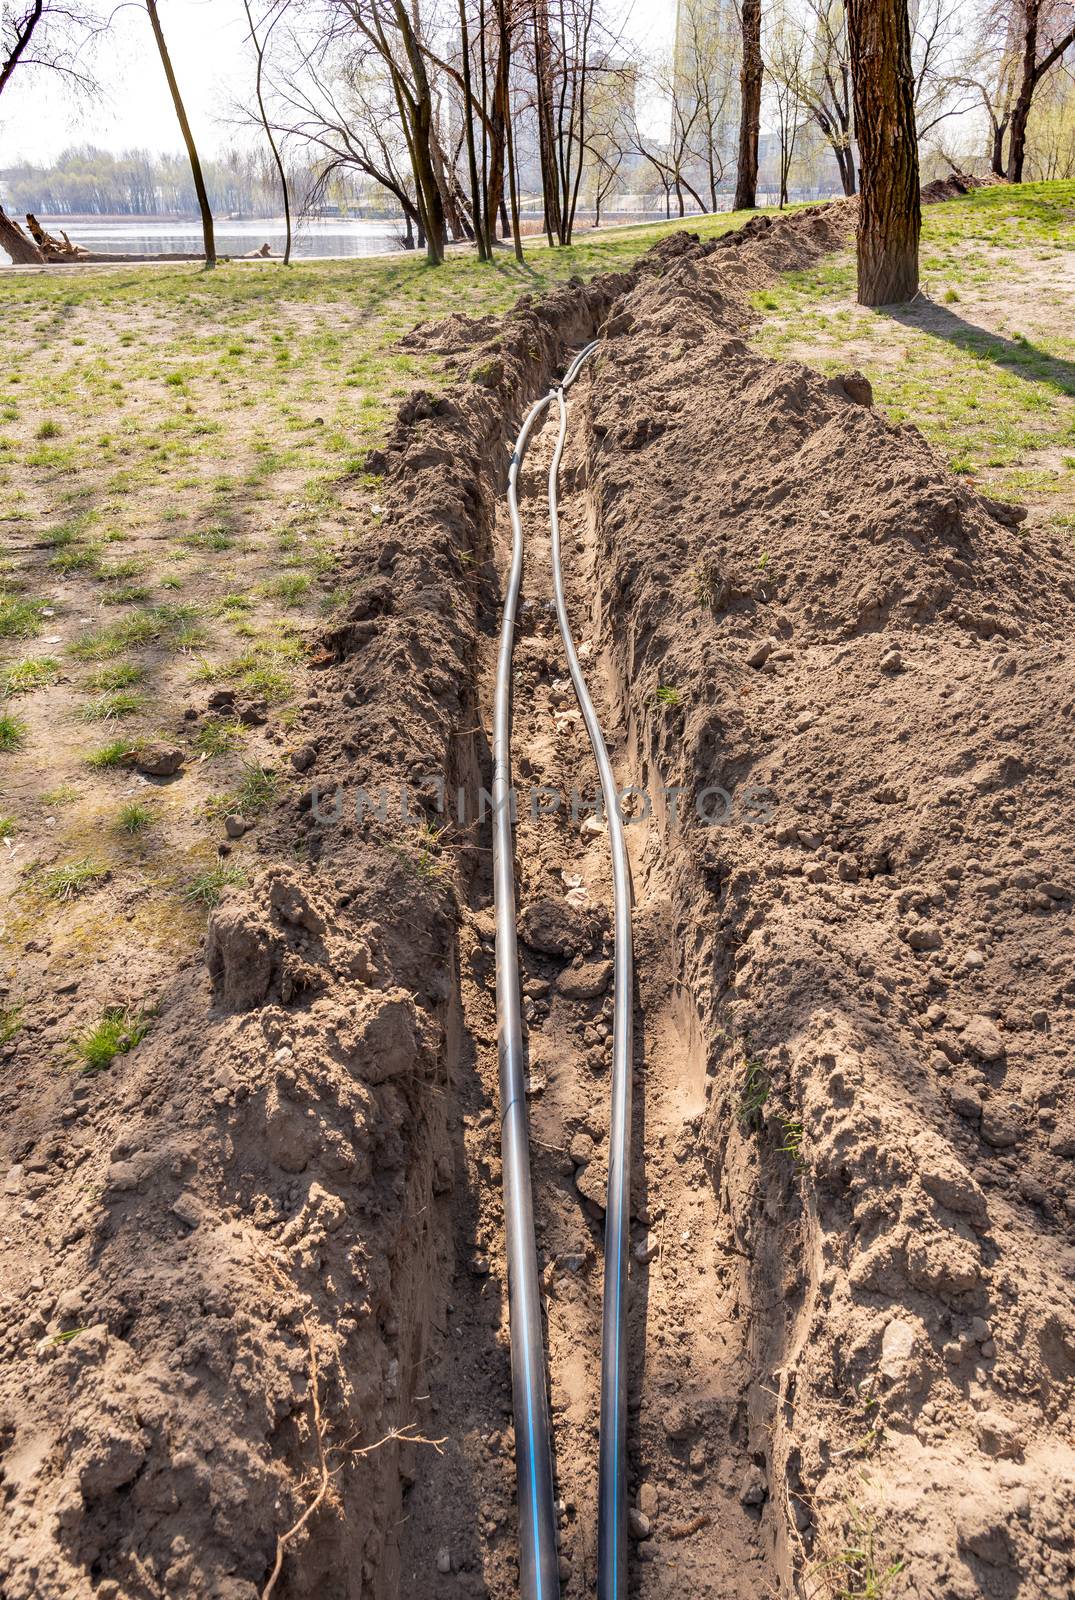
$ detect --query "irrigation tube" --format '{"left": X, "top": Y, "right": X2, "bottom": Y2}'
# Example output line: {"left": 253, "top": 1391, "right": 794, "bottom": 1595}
{"left": 548, "top": 344, "right": 634, "bottom": 1600}
{"left": 495, "top": 340, "right": 633, "bottom": 1600}
{"left": 495, "top": 383, "right": 561, "bottom": 1600}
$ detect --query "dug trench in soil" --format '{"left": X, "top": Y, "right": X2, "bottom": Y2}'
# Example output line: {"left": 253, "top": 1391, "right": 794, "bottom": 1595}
{"left": 0, "top": 258, "right": 642, "bottom": 1599}
{"left": 398, "top": 392, "right": 774, "bottom": 1600}
{"left": 7, "top": 187, "right": 1056, "bottom": 1600}
{"left": 2, "top": 211, "right": 824, "bottom": 1599}
{"left": 571, "top": 243, "right": 1075, "bottom": 1595}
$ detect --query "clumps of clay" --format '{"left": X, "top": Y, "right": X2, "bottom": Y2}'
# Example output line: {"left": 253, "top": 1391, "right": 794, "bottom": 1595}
{"left": 206, "top": 866, "right": 373, "bottom": 1011}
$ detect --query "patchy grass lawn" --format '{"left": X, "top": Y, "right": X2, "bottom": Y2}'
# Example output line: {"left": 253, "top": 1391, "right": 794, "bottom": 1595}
{"left": 0, "top": 206, "right": 758, "bottom": 1036}
{"left": 1, "top": 184, "right": 1071, "bottom": 1049}
{"left": 752, "top": 180, "right": 1075, "bottom": 531}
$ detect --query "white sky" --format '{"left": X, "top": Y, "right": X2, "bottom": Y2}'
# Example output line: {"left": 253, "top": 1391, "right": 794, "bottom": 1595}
{"left": 0, "top": 0, "right": 675, "bottom": 166}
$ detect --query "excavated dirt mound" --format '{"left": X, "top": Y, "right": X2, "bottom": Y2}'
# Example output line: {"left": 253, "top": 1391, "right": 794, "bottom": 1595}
{"left": 6, "top": 190, "right": 1065, "bottom": 1600}
{"left": 578, "top": 233, "right": 1075, "bottom": 1597}
{"left": 0, "top": 248, "right": 646, "bottom": 1600}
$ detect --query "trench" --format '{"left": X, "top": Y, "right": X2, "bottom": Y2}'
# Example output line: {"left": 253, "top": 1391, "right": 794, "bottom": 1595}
{"left": 394, "top": 363, "right": 777, "bottom": 1599}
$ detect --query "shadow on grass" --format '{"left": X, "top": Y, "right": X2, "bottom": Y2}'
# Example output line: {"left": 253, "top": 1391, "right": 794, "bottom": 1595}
{"left": 879, "top": 298, "right": 1075, "bottom": 398}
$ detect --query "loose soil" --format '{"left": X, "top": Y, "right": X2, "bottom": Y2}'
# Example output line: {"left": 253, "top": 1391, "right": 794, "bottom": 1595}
{"left": 2, "top": 190, "right": 1073, "bottom": 1600}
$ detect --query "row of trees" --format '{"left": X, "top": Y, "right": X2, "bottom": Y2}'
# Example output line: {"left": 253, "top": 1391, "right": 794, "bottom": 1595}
{"left": 0, "top": 143, "right": 372, "bottom": 218}
{"left": 2, "top": 1, "right": 1074, "bottom": 288}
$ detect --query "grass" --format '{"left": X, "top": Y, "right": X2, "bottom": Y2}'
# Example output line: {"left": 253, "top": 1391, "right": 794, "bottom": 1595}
{"left": 0, "top": 1004, "right": 20, "bottom": 1045}
{"left": 0, "top": 594, "right": 44, "bottom": 639}
{"left": 2, "top": 655, "right": 60, "bottom": 694}
{"left": 753, "top": 180, "right": 1075, "bottom": 509}
{"left": 71, "top": 1005, "right": 152, "bottom": 1074}
{"left": 185, "top": 863, "right": 247, "bottom": 907}
{"left": 194, "top": 718, "right": 244, "bottom": 757}
{"left": 42, "top": 782, "right": 79, "bottom": 805}
{"left": 649, "top": 685, "right": 682, "bottom": 709}
{"left": 85, "top": 738, "right": 133, "bottom": 769}
{"left": 780, "top": 1117, "right": 805, "bottom": 1168}
{"left": 0, "top": 816, "right": 15, "bottom": 838}
{"left": 86, "top": 662, "right": 144, "bottom": 691}
{"left": 736, "top": 1058, "right": 769, "bottom": 1129}
{"left": 807, "top": 1500, "right": 905, "bottom": 1600}
{"left": 41, "top": 857, "right": 110, "bottom": 899}
{"left": 117, "top": 800, "right": 154, "bottom": 834}
{"left": 79, "top": 689, "right": 145, "bottom": 721}
{"left": 0, "top": 710, "right": 28, "bottom": 750}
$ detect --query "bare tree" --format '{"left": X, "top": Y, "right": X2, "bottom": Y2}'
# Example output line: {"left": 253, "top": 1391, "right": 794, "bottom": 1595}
{"left": 675, "top": 0, "right": 736, "bottom": 210}
{"left": 628, "top": 51, "right": 708, "bottom": 217}
{"left": 1003, "top": 1, "right": 1075, "bottom": 178}
{"left": 846, "top": 0, "right": 921, "bottom": 304}
{"left": 242, "top": 0, "right": 293, "bottom": 263}
{"left": 734, "top": 0, "right": 763, "bottom": 208}
{"left": 773, "top": 0, "right": 857, "bottom": 195}
{"left": 456, "top": 0, "right": 490, "bottom": 258}
{"left": 911, "top": 0, "right": 979, "bottom": 139}
{"left": 765, "top": 0, "right": 808, "bottom": 205}
{"left": 324, "top": 0, "right": 446, "bottom": 263}
{"left": 1, "top": 0, "right": 100, "bottom": 99}
{"left": 266, "top": 37, "right": 426, "bottom": 247}
{"left": 526, "top": 0, "right": 631, "bottom": 246}
{"left": 953, "top": 0, "right": 1075, "bottom": 179}
{"left": 145, "top": 0, "right": 216, "bottom": 268}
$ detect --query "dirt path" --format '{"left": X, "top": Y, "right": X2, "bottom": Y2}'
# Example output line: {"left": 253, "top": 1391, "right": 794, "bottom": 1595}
{"left": 400, "top": 388, "right": 773, "bottom": 1597}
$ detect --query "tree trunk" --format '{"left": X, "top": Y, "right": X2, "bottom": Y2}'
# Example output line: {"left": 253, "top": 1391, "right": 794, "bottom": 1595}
{"left": 146, "top": 0, "right": 216, "bottom": 268}
{"left": 839, "top": 145, "right": 857, "bottom": 195}
{"left": 733, "top": 0, "right": 762, "bottom": 210}
{"left": 533, "top": 0, "right": 564, "bottom": 246}
{"left": 457, "top": 0, "right": 489, "bottom": 258}
{"left": 991, "top": 115, "right": 1009, "bottom": 178}
{"left": 1006, "top": 0, "right": 1039, "bottom": 182}
{"left": 0, "top": 206, "right": 44, "bottom": 264}
{"left": 388, "top": 0, "right": 445, "bottom": 264}
{"left": 846, "top": 0, "right": 920, "bottom": 306}
{"left": 0, "top": 0, "right": 44, "bottom": 100}
{"left": 495, "top": 0, "right": 523, "bottom": 260}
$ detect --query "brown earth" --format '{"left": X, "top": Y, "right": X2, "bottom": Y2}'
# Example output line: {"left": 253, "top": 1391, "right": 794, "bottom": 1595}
{"left": 2, "top": 192, "right": 1072, "bottom": 1600}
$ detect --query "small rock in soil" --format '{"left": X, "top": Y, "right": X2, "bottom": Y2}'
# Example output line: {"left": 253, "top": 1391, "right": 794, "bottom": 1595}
{"left": 879, "top": 1317, "right": 916, "bottom": 1378}
{"left": 962, "top": 1014, "right": 1006, "bottom": 1061}
{"left": 981, "top": 1106, "right": 1020, "bottom": 1148}
{"left": 134, "top": 743, "right": 183, "bottom": 777}
{"left": 739, "top": 1466, "right": 767, "bottom": 1506}
{"left": 628, "top": 1509, "right": 652, "bottom": 1540}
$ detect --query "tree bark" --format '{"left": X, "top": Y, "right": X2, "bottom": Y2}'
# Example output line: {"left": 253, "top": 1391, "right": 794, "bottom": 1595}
{"left": 533, "top": 1, "right": 564, "bottom": 245}
{"left": 457, "top": 0, "right": 489, "bottom": 258}
{"left": 1005, "top": 6, "right": 1075, "bottom": 182}
{"left": 0, "top": 206, "right": 45, "bottom": 264}
{"left": 733, "top": 0, "right": 762, "bottom": 210}
{"left": 846, "top": 0, "right": 920, "bottom": 306}
{"left": 991, "top": 114, "right": 1009, "bottom": 178}
{"left": 1007, "top": 0, "right": 1040, "bottom": 182}
{"left": 494, "top": 0, "right": 523, "bottom": 259}
{"left": 146, "top": 0, "right": 216, "bottom": 268}
{"left": 0, "top": 0, "right": 44, "bottom": 100}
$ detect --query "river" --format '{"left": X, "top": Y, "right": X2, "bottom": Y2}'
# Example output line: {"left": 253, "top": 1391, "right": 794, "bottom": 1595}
{"left": 2, "top": 214, "right": 408, "bottom": 263}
